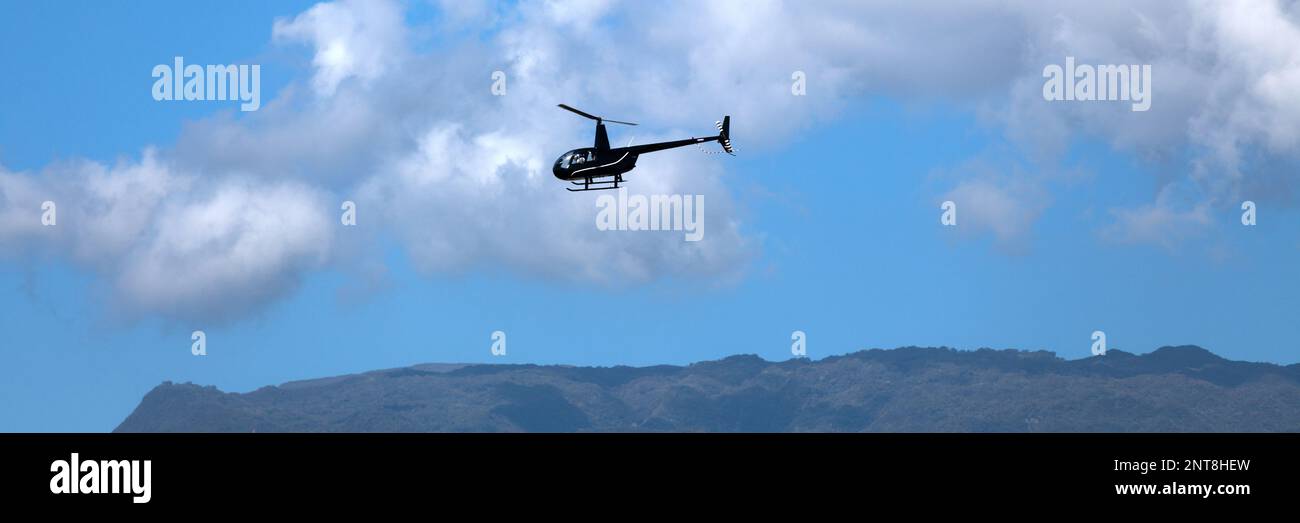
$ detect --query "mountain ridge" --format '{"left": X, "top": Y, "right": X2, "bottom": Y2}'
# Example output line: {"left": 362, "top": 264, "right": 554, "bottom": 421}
{"left": 115, "top": 345, "right": 1300, "bottom": 432}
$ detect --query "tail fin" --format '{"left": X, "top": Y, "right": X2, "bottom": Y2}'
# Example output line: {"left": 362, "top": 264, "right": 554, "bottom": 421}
{"left": 715, "top": 116, "right": 734, "bottom": 154}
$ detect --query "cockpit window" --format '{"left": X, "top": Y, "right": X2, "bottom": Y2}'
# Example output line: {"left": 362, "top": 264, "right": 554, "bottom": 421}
{"left": 557, "top": 150, "right": 594, "bottom": 171}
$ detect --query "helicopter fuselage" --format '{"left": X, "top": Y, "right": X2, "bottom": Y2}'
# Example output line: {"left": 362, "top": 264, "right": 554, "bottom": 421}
{"left": 552, "top": 136, "right": 721, "bottom": 181}
{"left": 552, "top": 147, "right": 638, "bottom": 181}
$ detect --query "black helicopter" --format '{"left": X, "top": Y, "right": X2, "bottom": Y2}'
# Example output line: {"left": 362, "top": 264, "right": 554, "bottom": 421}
{"left": 553, "top": 104, "right": 733, "bottom": 191}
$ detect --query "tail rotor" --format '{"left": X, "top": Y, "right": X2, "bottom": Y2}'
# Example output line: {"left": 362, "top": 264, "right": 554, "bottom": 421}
{"left": 717, "top": 116, "right": 734, "bottom": 154}
{"left": 701, "top": 115, "right": 735, "bottom": 155}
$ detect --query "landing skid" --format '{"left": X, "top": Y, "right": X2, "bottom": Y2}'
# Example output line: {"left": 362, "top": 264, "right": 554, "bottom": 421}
{"left": 566, "top": 175, "right": 625, "bottom": 192}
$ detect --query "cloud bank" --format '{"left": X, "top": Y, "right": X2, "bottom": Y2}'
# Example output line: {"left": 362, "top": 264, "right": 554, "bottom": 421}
{"left": 3, "top": 0, "right": 1299, "bottom": 322}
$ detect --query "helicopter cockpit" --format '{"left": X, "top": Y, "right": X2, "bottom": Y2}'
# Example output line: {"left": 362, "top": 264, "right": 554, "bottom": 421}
{"left": 554, "top": 148, "right": 597, "bottom": 175}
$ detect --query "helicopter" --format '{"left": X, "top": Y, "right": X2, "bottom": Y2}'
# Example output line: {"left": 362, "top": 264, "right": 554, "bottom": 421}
{"left": 552, "top": 104, "right": 733, "bottom": 191}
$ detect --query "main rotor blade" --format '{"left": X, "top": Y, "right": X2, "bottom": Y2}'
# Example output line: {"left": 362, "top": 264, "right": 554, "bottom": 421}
{"left": 557, "top": 104, "right": 600, "bottom": 121}
{"left": 557, "top": 104, "right": 638, "bottom": 126}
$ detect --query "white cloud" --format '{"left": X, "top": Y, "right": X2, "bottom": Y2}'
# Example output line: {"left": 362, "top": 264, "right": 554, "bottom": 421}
{"left": 272, "top": 0, "right": 407, "bottom": 96}
{"left": 0, "top": 151, "right": 332, "bottom": 323}
{"left": 1, "top": 150, "right": 183, "bottom": 263}
{"left": 114, "top": 178, "right": 332, "bottom": 321}
{"left": 940, "top": 167, "right": 1050, "bottom": 254}
{"left": 994, "top": 1, "right": 1300, "bottom": 242}
{"left": 1100, "top": 182, "right": 1214, "bottom": 249}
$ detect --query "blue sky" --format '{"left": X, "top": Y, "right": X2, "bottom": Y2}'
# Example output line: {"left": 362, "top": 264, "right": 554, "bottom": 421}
{"left": 2, "top": 1, "right": 1299, "bottom": 431}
